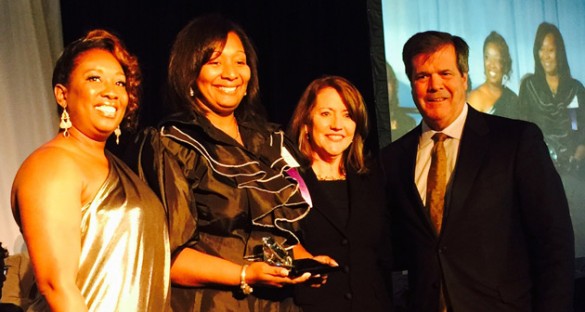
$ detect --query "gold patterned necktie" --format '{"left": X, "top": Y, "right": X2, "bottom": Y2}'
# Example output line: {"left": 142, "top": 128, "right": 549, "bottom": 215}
{"left": 427, "top": 133, "right": 449, "bottom": 233}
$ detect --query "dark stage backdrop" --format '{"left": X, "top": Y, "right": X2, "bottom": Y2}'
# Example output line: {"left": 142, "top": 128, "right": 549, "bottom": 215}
{"left": 59, "top": 0, "right": 381, "bottom": 154}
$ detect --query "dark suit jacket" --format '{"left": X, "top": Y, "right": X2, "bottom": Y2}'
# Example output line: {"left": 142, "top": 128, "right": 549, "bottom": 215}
{"left": 380, "top": 106, "right": 574, "bottom": 312}
{"left": 294, "top": 165, "right": 393, "bottom": 312}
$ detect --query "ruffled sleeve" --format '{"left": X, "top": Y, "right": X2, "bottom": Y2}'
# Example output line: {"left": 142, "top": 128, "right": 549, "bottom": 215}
{"left": 135, "top": 127, "right": 201, "bottom": 255}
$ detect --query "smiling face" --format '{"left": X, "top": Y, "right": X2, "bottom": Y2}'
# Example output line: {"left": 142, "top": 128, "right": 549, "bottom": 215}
{"left": 55, "top": 48, "right": 128, "bottom": 141}
{"left": 195, "top": 32, "right": 251, "bottom": 117}
{"left": 539, "top": 33, "right": 558, "bottom": 76}
{"left": 307, "top": 87, "right": 356, "bottom": 163}
{"left": 410, "top": 44, "right": 468, "bottom": 131}
{"left": 484, "top": 42, "right": 504, "bottom": 86}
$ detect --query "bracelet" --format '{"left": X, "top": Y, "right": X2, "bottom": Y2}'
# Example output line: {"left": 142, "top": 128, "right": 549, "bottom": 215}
{"left": 240, "top": 264, "right": 254, "bottom": 295}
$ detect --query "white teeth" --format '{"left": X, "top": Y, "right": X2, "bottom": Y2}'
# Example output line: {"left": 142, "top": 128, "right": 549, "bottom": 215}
{"left": 327, "top": 135, "right": 344, "bottom": 141}
{"left": 488, "top": 71, "right": 497, "bottom": 77}
{"left": 96, "top": 105, "right": 116, "bottom": 117}
{"left": 219, "top": 86, "right": 237, "bottom": 94}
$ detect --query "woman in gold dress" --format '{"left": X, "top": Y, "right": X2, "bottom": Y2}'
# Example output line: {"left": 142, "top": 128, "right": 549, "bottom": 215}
{"left": 11, "top": 29, "right": 170, "bottom": 311}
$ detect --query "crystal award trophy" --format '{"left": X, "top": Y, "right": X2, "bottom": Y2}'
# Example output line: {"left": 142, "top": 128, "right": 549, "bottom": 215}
{"left": 261, "top": 236, "right": 293, "bottom": 268}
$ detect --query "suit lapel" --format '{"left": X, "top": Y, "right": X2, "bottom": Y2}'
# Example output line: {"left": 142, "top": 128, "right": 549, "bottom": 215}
{"left": 397, "top": 126, "right": 437, "bottom": 236}
{"left": 444, "top": 107, "right": 490, "bottom": 231}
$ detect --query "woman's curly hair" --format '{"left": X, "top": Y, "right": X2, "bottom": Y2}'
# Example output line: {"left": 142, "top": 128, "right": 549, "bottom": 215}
{"left": 52, "top": 29, "right": 142, "bottom": 130}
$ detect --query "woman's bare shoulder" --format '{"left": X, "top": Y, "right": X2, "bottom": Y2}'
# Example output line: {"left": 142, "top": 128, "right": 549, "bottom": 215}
{"left": 10, "top": 139, "right": 88, "bottom": 224}
{"left": 468, "top": 85, "right": 487, "bottom": 103}
{"left": 13, "top": 139, "right": 83, "bottom": 190}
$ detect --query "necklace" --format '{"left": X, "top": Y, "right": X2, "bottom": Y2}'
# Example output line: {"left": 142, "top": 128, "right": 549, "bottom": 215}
{"left": 316, "top": 173, "right": 346, "bottom": 181}
{"left": 313, "top": 162, "right": 346, "bottom": 181}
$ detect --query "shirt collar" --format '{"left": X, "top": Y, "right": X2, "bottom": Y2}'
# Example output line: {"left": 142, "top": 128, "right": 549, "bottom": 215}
{"left": 420, "top": 103, "right": 468, "bottom": 143}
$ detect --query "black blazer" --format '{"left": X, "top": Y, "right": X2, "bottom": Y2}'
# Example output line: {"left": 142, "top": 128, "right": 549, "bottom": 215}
{"left": 380, "top": 106, "right": 574, "bottom": 312}
{"left": 294, "top": 165, "right": 393, "bottom": 312}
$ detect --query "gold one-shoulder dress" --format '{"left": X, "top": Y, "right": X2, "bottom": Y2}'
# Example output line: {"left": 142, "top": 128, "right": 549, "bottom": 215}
{"left": 27, "top": 152, "right": 170, "bottom": 311}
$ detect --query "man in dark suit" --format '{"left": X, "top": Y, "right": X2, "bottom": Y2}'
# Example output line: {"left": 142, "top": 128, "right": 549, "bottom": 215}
{"left": 380, "top": 30, "right": 575, "bottom": 311}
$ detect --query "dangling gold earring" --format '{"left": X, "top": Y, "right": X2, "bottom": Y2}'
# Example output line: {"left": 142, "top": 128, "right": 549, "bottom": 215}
{"left": 59, "top": 107, "right": 72, "bottom": 137}
{"left": 114, "top": 126, "right": 121, "bottom": 145}
{"left": 189, "top": 88, "right": 195, "bottom": 97}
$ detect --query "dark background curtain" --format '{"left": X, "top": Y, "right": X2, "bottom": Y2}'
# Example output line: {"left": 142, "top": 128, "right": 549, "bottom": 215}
{"left": 59, "top": 0, "right": 381, "bottom": 153}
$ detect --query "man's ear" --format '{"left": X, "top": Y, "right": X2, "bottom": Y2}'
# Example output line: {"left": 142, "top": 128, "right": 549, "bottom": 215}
{"left": 54, "top": 84, "right": 67, "bottom": 108}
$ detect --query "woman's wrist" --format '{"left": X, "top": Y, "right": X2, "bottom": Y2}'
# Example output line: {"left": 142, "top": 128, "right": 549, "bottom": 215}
{"left": 240, "top": 264, "right": 253, "bottom": 295}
